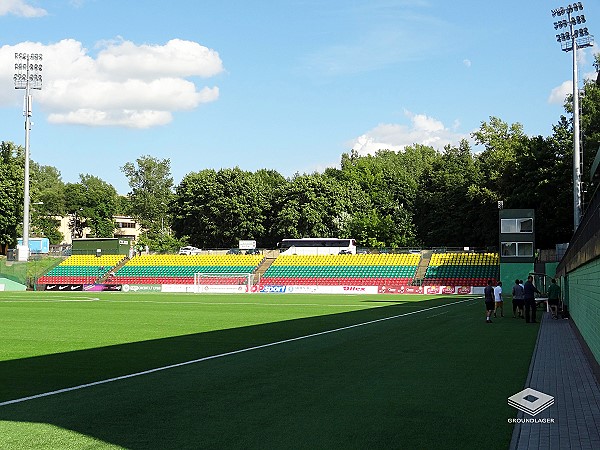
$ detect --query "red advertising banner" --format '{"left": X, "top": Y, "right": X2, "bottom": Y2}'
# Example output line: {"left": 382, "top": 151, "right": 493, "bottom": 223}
{"left": 378, "top": 285, "right": 473, "bottom": 295}
{"left": 378, "top": 285, "right": 424, "bottom": 294}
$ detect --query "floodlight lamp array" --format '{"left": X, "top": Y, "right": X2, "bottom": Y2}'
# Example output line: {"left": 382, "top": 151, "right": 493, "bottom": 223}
{"left": 552, "top": 2, "right": 584, "bottom": 17}
{"left": 556, "top": 28, "right": 590, "bottom": 42}
{"left": 554, "top": 15, "right": 586, "bottom": 29}
{"left": 13, "top": 53, "right": 43, "bottom": 90}
{"left": 551, "top": 3, "right": 593, "bottom": 51}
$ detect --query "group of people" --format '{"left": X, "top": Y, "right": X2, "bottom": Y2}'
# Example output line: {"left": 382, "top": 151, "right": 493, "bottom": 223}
{"left": 483, "top": 276, "right": 561, "bottom": 324}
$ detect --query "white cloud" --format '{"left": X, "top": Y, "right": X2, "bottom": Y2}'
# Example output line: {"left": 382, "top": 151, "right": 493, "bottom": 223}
{"left": 548, "top": 80, "right": 571, "bottom": 105}
{"left": 463, "top": 59, "right": 472, "bottom": 68}
{"left": 349, "top": 111, "right": 467, "bottom": 156}
{"left": 0, "top": 0, "right": 47, "bottom": 17}
{"left": 96, "top": 38, "right": 223, "bottom": 80}
{"left": 0, "top": 38, "right": 224, "bottom": 128}
{"left": 549, "top": 44, "right": 599, "bottom": 105}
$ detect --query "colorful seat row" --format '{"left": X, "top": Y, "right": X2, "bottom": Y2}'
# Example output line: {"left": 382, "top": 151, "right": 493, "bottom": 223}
{"left": 124, "top": 254, "right": 263, "bottom": 267}
{"left": 262, "top": 254, "right": 420, "bottom": 286}
{"left": 38, "top": 255, "right": 127, "bottom": 285}
{"left": 105, "top": 254, "right": 264, "bottom": 285}
{"left": 271, "top": 254, "right": 420, "bottom": 266}
{"left": 423, "top": 252, "right": 499, "bottom": 286}
{"left": 260, "top": 277, "right": 412, "bottom": 286}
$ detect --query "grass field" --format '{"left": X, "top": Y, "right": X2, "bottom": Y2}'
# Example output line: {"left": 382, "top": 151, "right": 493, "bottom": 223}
{"left": 0, "top": 292, "right": 539, "bottom": 449}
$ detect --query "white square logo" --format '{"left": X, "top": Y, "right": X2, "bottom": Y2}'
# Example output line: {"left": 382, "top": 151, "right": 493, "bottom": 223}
{"left": 508, "top": 388, "right": 554, "bottom": 416}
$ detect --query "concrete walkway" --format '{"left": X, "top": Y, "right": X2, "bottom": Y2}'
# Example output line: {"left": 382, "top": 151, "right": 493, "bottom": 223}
{"left": 510, "top": 312, "right": 600, "bottom": 449}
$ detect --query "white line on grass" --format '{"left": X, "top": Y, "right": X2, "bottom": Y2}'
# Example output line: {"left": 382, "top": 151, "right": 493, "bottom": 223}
{"left": 426, "top": 311, "right": 449, "bottom": 319}
{"left": 0, "top": 296, "right": 101, "bottom": 303}
{"left": 0, "top": 297, "right": 476, "bottom": 408}
{"left": 100, "top": 299, "right": 406, "bottom": 308}
{"left": 0, "top": 297, "right": 405, "bottom": 308}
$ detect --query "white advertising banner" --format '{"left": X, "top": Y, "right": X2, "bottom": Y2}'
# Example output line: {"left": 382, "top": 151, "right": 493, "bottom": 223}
{"left": 161, "top": 284, "right": 196, "bottom": 293}
{"left": 262, "top": 285, "right": 378, "bottom": 294}
{"left": 196, "top": 284, "right": 248, "bottom": 293}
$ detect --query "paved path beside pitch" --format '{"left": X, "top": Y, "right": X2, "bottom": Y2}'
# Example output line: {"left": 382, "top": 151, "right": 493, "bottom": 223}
{"left": 510, "top": 312, "right": 600, "bottom": 450}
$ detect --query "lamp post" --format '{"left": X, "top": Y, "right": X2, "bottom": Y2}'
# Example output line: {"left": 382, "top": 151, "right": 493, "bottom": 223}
{"left": 14, "top": 52, "right": 43, "bottom": 260}
{"left": 31, "top": 201, "right": 43, "bottom": 237}
{"left": 552, "top": 3, "right": 593, "bottom": 231}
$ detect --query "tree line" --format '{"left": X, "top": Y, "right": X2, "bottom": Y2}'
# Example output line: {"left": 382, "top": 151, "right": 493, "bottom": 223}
{"left": 2, "top": 76, "right": 600, "bottom": 254}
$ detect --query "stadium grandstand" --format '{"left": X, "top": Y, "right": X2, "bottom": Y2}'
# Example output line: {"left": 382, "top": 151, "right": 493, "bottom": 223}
{"left": 37, "top": 254, "right": 126, "bottom": 285}
{"left": 104, "top": 254, "right": 264, "bottom": 286}
{"left": 260, "top": 253, "right": 420, "bottom": 286}
{"left": 34, "top": 249, "right": 508, "bottom": 290}
{"left": 422, "top": 252, "right": 499, "bottom": 287}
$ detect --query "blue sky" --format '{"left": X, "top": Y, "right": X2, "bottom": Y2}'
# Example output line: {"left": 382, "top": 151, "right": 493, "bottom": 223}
{"left": 1, "top": 0, "right": 599, "bottom": 194}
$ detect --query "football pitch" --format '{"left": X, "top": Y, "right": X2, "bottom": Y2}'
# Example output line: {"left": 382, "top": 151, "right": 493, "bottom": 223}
{"left": 0, "top": 292, "right": 539, "bottom": 449}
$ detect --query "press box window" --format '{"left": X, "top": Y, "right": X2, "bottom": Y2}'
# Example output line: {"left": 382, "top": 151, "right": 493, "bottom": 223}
{"left": 501, "top": 218, "right": 533, "bottom": 233}
{"left": 501, "top": 242, "right": 533, "bottom": 257}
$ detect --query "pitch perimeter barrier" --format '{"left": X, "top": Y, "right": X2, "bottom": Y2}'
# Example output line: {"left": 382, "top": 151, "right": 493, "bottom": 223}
{"left": 42, "top": 283, "right": 485, "bottom": 295}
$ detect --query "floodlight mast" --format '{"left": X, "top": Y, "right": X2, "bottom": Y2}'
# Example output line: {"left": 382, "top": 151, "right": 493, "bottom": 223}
{"left": 14, "top": 52, "right": 43, "bottom": 258}
{"left": 552, "top": 2, "right": 593, "bottom": 232}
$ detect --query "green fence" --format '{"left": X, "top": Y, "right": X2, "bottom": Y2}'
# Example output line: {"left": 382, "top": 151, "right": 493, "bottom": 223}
{"left": 0, "top": 256, "right": 65, "bottom": 289}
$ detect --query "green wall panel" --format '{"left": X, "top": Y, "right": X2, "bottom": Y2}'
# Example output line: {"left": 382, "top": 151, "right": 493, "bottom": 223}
{"left": 500, "top": 262, "right": 534, "bottom": 298}
{"left": 567, "top": 257, "right": 600, "bottom": 365}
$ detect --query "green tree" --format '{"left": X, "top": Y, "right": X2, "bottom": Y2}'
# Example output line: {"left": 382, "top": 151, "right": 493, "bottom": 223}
{"left": 0, "top": 142, "right": 24, "bottom": 251}
{"left": 253, "top": 169, "right": 287, "bottom": 248}
{"left": 121, "top": 156, "right": 174, "bottom": 233}
{"left": 135, "top": 232, "right": 188, "bottom": 254}
{"left": 30, "top": 162, "right": 65, "bottom": 244}
{"left": 505, "top": 128, "right": 573, "bottom": 248}
{"left": 64, "top": 175, "right": 118, "bottom": 238}
{"left": 334, "top": 145, "right": 436, "bottom": 247}
{"left": 172, "top": 167, "right": 266, "bottom": 248}
{"left": 115, "top": 195, "right": 132, "bottom": 216}
{"left": 472, "top": 116, "right": 526, "bottom": 196}
{"left": 579, "top": 71, "right": 600, "bottom": 202}
{"left": 415, "top": 140, "right": 496, "bottom": 247}
{"left": 271, "top": 172, "right": 367, "bottom": 241}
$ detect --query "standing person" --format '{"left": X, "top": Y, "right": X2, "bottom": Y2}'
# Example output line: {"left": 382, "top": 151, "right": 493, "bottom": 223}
{"left": 512, "top": 279, "right": 524, "bottom": 318}
{"left": 494, "top": 281, "right": 503, "bottom": 318}
{"left": 519, "top": 280, "right": 525, "bottom": 317}
{"left": 484, "top": 279, "right": 495, "bottom": 323}
{"left": 523, "top": 275, "right": 540, "bottom": 323}
{"left": 547, "top": 278, "right": 561, "bottom": 319}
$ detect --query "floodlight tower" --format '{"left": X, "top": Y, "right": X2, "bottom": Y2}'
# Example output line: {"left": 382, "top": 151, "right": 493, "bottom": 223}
{"left": 14, "top": 52, "right": 43, "bottom": 260}
{"left": 551, "top": 2, "right": 593, "bottom": 231}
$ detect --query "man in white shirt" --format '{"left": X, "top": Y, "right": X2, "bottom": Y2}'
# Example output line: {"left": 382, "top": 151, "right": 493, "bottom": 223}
{"left": 494, "top": 281, "right": 503, "bottom": 318}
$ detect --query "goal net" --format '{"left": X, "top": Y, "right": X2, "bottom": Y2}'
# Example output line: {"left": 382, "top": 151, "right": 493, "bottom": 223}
{"left": 193, "top": 272, "right": 255, "bottom": 294}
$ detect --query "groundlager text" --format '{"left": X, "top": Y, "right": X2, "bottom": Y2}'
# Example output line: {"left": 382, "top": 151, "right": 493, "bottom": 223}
{"left": 508, "top": 418, "right": 555, "bottom": 424}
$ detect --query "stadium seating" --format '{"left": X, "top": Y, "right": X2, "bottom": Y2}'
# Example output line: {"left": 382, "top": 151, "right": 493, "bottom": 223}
{"left": 38, "top": 254, "right": 127, "bottom": 285}
{"left": 37, "top": 251, "right": 499, "bottom": 289}
{"left": 106, "top": 254, "right": 264, "bottom": 285}
{"left": 422, "top": 252, "right": 499, "bottom": 287}
{"left": 260, "top": 253, "right": 420, "bottom": 286}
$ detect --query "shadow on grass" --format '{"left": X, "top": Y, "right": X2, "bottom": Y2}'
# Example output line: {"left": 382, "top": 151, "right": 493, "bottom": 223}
{"left": 0, "top": 296, "right": 537, "bottom": 450}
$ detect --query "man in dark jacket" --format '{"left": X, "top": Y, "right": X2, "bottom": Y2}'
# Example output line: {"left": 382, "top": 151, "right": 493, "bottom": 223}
{"left": 523, "top": 275, "right": 540, "bottom": 323}
{"left": 484, "top": 279, "right": 495, "bottom": 323}
{"left": 512, "top": 279, "right": 524, "bottom": 318}
{"left": 547, "top": 279, "right": 561, "bottom": 319}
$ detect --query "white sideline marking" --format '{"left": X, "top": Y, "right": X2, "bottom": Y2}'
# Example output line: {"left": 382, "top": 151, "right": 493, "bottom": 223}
{"left": 101, "top": 299, "right": 405, "bottom": 308}
{"left": 0, "top": 296, "right": 100, "bottom": 303}
{"left": 0, "top": 298, "right": 475, "bottom": 407}
{"left": 426, "top": 311, "right": 449, "bottom": 319}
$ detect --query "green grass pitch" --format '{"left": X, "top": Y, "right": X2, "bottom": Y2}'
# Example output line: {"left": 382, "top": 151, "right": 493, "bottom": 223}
{"left": 0, "top": 292, "right": 539, "bottom": 449}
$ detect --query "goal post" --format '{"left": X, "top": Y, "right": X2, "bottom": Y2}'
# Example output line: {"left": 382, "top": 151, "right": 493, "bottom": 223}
{"left": 193, "top": 272, "right": 255, "bottom": 293}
